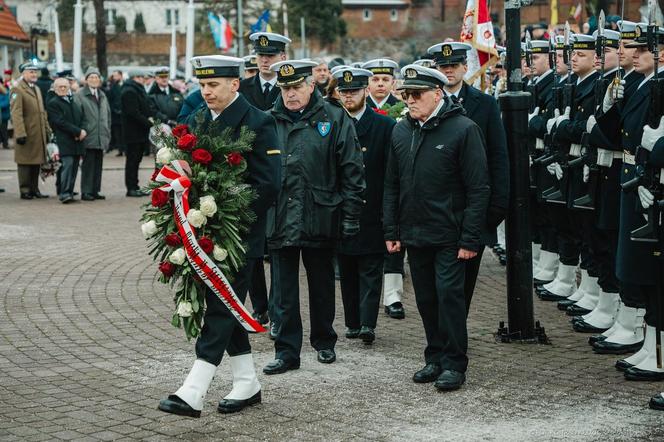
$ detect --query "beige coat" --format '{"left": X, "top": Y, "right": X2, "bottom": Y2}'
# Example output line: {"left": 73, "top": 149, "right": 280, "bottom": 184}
{"left": 10, "top": 79, "right": 50, "bottom": 165}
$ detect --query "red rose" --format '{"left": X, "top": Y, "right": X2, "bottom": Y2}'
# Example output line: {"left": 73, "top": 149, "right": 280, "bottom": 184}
{"left": 151, "top": 188, "right": 169, "bottom": 207}
{"left": 226, "top": 152, "right": 244, "bottom": 166}
{"left": 373, "top": 108, "right": 388, "bottom": 116}
{"left": 164, "top": 232, "right": 182, "bottom": 247}
{"left": 198, "top": 237, "right": 214, "bottom": 254}
{"left": 150, "top": 169, "right": 159, "bottom": 182}
{"left": 192, "top": 148, "right": 213, "bottom": 165}
{"left": 159, "top": 261, "right": 176, "bottom": 277}
{"left": 172, "top": 124, "right": 190, "bottom": 139}
{"left": 177, "top": 133, "right": 198, "bottom": 151}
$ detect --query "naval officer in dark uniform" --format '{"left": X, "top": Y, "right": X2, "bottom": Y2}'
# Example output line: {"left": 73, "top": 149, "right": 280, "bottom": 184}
{"left": 428, "top": 41, "right": 509, "bottom": 314}
{"left": 384, "top": 64, "right": 489, "bottom": 391}
{"left": 158, "top": 55, "right": 281, "bottom": 417}
{"left": 333, "top": 67, "right": 396, "bottom": 344}
{"left": 148, "top": 67, "right": 183, "bottom": 125}
{"left": 263, "top": 59, "right": 365, "bottom": 375}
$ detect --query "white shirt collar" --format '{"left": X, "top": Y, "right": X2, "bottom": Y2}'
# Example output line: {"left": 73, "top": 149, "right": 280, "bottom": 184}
{"left": 576, "top": 71, "right": 594, "bottom": 85}
{"left": 259, "top": 75, "right": 277, "bottom": 89}
{"left": 559, "top": 74, "right": 569, "bottom": 83}
{"left": 603, "top": 67, "right": 619, "bottom": 78}
{"left": 161, "top": 86, "right": 169, "bottom": 94}
{"left": 371, "top": 94, "right": 391, "bottom": 109}
{"left": 210, "top": 92, "right": 240, "bottom": 120}
{"left": 624, "top": 68, "right": 635, "bottom": 78}
{"left": 638, "top": 66, "right": 664, "bottom": 90}
{"left": 419, "top": 98, "right": 446, "bottom": 126}
{"left": 350, "top": 106, "right": 366, "bottom": 122}
{"left": 535, "top": 70, "right": 553, "bottom": 84}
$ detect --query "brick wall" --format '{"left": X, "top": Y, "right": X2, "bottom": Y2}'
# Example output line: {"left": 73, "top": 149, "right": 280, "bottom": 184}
{"left": 343, "top": 7, "right": 411, "bottom": 39}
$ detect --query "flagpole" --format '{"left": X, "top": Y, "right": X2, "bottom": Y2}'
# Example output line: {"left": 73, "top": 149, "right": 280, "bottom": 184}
{"left": 72, "top": 0, "right": 82, "bottom": 79}
{"left": 237, "top": 0, "right": 244, "bottom": 57}
{"left": 185, "top": 0, "right": 195, "bottom": 81}
{"left": 169, "top": 19, "right": 177, "bottom": 80}
{"left": 51, "top": 1, "right": 64, "bottom": 73}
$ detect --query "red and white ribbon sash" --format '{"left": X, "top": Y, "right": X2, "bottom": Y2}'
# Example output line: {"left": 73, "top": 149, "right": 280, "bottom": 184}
{"left": 156, "top": 160, "right": 266, "bottom": 333}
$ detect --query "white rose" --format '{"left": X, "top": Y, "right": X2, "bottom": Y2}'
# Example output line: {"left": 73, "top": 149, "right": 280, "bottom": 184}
{"left": 169, "top": 247, "right": 186, "bottom": 265}
{"left": 213, "top": 245, "right": 228, "bottom": 262}
{"left": 141, "top": 220, "right": 158, "bottom": 238}
{"left": 156, "top": 147, "right": 175, "bottom": 165}
{"left": 199, "top": 195, "right": 218, "bottom": 217}
{"left": 177, "top": 301, "right": 193, "bottom": 317}
{"left": 187, "top": 209, "right": 207, "bottom": 228}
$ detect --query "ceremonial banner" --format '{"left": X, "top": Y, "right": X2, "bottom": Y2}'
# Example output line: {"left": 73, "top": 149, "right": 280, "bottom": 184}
{"left": 251, "top": 10, "right": 272, "bottom": 34}
{"left": 208, "top": 12, "right": 234, "bottom": 52}
{"left": 460, "top": 0, "right": 499, "bottom": 85}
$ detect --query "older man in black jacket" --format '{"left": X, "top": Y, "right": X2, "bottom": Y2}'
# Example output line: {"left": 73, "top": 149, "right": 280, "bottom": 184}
{"left": 263, "top": 60, "right": 365, "bottom": 375}
{"left": 121, "top": 70, "right": 157, "bottom": 197}
{"left": 47, "top": 77, "right": 85, "bottom": 203}
{"left": 428, "top": 42, "right": 509, "bottom": 314}
{"left": 384, "top": 64, "right": 489, "bottom": 392}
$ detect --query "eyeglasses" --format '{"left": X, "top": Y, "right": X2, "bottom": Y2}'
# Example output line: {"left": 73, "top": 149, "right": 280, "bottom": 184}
{"left": 400, "top": 89, "right": 433, "bottom": 101}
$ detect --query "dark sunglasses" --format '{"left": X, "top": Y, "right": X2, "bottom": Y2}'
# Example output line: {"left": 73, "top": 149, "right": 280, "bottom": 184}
{"left": 401, "top": 89, "right": 433, "bottom": 101}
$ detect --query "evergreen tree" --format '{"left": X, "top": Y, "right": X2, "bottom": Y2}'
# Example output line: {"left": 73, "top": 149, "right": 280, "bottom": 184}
{"left": 134, "top": 13, "right": 146, "bottom": 33}
{"left": 287, "top": 0, "right": 346, "bottom": 47}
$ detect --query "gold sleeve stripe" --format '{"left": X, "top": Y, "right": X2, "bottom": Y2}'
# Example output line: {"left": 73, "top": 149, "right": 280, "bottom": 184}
{"left": 267, "top": 149, "right": 281, "bottom": 155}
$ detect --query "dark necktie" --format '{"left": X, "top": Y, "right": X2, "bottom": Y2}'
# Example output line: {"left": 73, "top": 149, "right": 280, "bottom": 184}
{"left": 263, "top": 83, "right": 271, "bottom": 97}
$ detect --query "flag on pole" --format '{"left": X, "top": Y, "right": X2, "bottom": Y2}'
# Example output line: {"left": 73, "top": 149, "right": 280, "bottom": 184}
{"left": 251, "top": 10, "right": 272, "bottom": 34}
{"left": 550, "top": 0, "right": 558, "bottom": 27}
{"left": 460, "top": 0, "right": 499, "bottom": 85}
{"left": 208, "top": 12, "right": 234, "bottom": 52}
{"left": 571, "top": 3, "right": 583, "bottom": 22}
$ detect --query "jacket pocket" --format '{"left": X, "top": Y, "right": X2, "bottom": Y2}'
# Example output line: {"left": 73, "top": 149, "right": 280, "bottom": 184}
{"left": 305, "top": 188, "right": 343, "bottom": 239}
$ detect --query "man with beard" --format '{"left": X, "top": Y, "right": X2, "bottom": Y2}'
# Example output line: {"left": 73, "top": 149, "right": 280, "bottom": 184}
{"left": 333, "top": 67, "right": 396, "bottom": 344}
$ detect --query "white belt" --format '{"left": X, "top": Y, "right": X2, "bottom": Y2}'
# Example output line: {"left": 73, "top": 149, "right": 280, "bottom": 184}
{"left": 535, "top": 138, "right": 545, "bottom": 151}
{"left": 569, "top": 143, "right": 582, "bottom": 157}
{"left": 596, "top": 148, "right": 623, "bottom": 167}
{"left": 623, "top": 151, "right": 635, "bottom": 165}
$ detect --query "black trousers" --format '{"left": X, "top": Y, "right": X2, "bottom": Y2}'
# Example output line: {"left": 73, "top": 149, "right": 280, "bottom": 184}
{"left": 408, "top": 246, "right": 468, "bottom": 373}
{"left": 384, "top": 249, "right": 405, "bottom": 274}
{"left": 56, "top": 155, "right": 80, "bottom": 199}
{"left": 339, "top": 253, "right": 384, "bottom": 329}
{"left": 0, "top": 119, "right": 8, "bottom": 148}
{"left": 272, "top": 247, "right": 337, "bottom": 362}
{"left": 110, "top": 122, "right": 125, "bottom": 153}
{"left": 463, "top": 247, "right": 485, "bottom": 316}
{"left": 195, "top": 257, "right": 256, "bottom": 366}
{"left": 17, "top": 164, "right": 40, "bottom": 194}
{"left": 125, "top": 142, "right": 145, "bottom": 191}
{"left": 621, "top": 282, "right": 648, "bottom": 311}
{"left": 81, "top": 149, "right": 103, "bottom": 196}
{"left": 248, "top": 259, "right": 269, "bottom": 315}
{"left": 548, "top": 205, "right": 581, "bottom": 266}
{"left": 593, "top": 227, "right": 619, "bottom": 293}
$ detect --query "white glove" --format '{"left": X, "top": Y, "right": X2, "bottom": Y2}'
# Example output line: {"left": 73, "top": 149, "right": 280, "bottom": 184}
{"left": 641, "top": 116, "right": 664, "bottom": 152}
{"left": 583, "top": 164, "right": 590, "bottom": 183}
{"left": 528, "top": 106, "right": 540, "bottom": 123}
{"left": 638, "top": 185, "right": 655, "bottom": 209}
{"left": 547, "top": 109, "right": 561, "bottom": 134}
{"left": 547, "top": 162, "right": 563, "bottom": 180}
{"left": 586, "top": 115, "right": 597, "bottom": 134}
{"left": 556, "top": 106, "right": 571, "bottom": 125}
{"left": 602, "top": 79, "right": 625, "bottom": 113}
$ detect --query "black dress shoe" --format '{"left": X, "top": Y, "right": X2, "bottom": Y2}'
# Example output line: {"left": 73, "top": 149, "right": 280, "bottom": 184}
{"left": 593, "top": 340, "right": 643, "bottom": 355}
{"left": 93, "top": 193, "right": 106, "bottom": 200}
{"left": 158, "top": 395, "right": 200, "bottom": 418}
{"left": 345, "top": 328, "right": 360, "bottom": 339}
{"left": 649, "top": 394, "right": 664, "bottom": 411}
{"left": 566, "top": 305, "right": 591, "bottom": 316}
{"left": 252, "top": 310, "right": 269, "bottom": 326}
{"left": 263, "top": 358, "right": 300, "bottom": 375}
{"left": 269, "top": 322, "right": 279, "bottom": 340}
{"left": 81, "top": 193, "right": 95, "bottom": 201}
{"left": 413, "top": 363, "right": 442, "bottom": 384}
{"left": 217, "top": 391, "right": 261, "bottom": 414}
{"left": 317, "top": 349, "right": 336, "bottom": 364}
{"left": 385, "top": 302, "right": 405, "bottom": 319}
{"left": 32, "top": 191, "right": 49, "bottom": 198}
{"left": 573, "top": 320, "right": 607, "bottom": 333}
{"left": 588, "top": 334, "right": 608, "bottom": 345}
{"left": 558, "top": 299, "right": 576, "bottom": 310}
{"left": 615, "top": 358, "right": 635, "bottom": 372}
{"left": 624, "top": 367, "right": 664, "bottom": 381}
{"left": 358, "top": 326, "right": 375, "bottom": 344}
{"left": 538, "top": 289, "right": 568, "bottom": 302}
{"left": 434, "top": 369, "right": 466, "bottom": 391}
{"left": 20, "top": 193, "right": 33, "bottom": 200}
{"left": 60, "top": 195, "right": 74, "bottom": 204}
{"left": 533, "top": 278, "right": 553, "bottom": 287}
{"left": 126, "top": 189, "right": 148, "bottom": 197}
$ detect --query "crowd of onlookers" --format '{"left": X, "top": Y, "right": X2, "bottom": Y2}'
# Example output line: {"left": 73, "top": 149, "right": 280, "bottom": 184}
{"left": 0, "top": 62, "right": 212, "bottom": 202}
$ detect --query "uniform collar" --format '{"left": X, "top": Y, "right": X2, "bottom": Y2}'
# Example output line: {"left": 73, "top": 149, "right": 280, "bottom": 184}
{"left": 370, "top": 94, "right": 390, "bottom": 109}
{"left": 638, "top": 66, "right": 664, "bottom": 90}
{"left": 259, "top": 75, "right": 277, "bottom": 89}
{"left": 535, "top": 70, "right": 553, "bottom": 84}
{"left": 349, "top": 105, "right": 366, "bottom": 122}
{"left": 211, "top": 92, "right": 240, "bottom": 120}
{"left": 419, "top": 97, "right": 446, "bottom": 126}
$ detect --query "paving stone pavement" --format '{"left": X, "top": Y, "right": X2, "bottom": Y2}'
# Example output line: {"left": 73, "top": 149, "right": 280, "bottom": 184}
{"left": 1, "top": 148, "right": 664, "bottom": 441}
